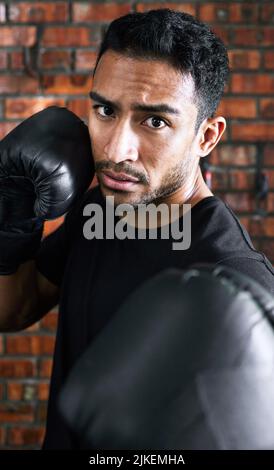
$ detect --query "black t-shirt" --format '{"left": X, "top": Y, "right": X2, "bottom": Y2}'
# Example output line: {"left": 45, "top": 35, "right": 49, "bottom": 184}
{"left": 36, "top": 185, "right": 274, "bottom": 449}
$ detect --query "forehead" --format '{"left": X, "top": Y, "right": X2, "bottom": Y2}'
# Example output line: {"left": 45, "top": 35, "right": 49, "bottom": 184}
{"left": 92, "top": 51, "right": 196, "bottom": 109}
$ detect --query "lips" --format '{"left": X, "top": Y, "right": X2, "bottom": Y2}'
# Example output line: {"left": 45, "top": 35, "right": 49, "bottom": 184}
{"left": 102, "top": 170, "right": 139, "bottom": 183}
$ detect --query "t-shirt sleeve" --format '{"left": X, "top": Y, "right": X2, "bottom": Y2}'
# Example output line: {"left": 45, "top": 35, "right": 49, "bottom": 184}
{"left": 216, "top": 256, "right": 274, "bottom": 297}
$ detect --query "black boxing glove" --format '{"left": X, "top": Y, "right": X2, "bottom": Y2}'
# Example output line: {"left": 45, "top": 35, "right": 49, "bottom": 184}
{"left": 59, "top": 265, "right": 274, "bottom": 450}
{"left": 0, "top": 106, "right": 94, "bottom": 274}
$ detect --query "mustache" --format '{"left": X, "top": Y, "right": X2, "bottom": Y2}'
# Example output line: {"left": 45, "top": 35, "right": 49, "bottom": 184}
{"left": 95, "top": 160, "right": 148, "bottom": 184}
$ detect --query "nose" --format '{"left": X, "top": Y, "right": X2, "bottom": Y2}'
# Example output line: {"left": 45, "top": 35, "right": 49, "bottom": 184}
{"left": 104, "top": 119, "right": 139, "bottom": 164}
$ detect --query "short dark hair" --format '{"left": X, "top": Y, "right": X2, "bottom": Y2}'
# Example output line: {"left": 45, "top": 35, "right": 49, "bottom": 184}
{"left": 93, "top": 9, "right": 230, "bottom": 133}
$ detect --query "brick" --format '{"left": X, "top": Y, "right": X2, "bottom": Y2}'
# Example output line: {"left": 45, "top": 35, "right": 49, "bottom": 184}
{"left": 0, "top": 403, "right": 34, "bottom": 423}
{"left": 10, "top": 51, "right": 24, "bottom": 70}
{"left": 231, "top": 74, "right": 274, "bottom": 94}
{"left": 250, "top": 218, "right": 274, "bottom": 237}
{"left": 264, "top": 51, "right": 274, "bottom": 70}
{"left": 38, "top": 382, "right": 50, "bottom": 401}
{"left": 264, "top": 170, "right": 274, "bottom": 189}
{"left": 6, "top": 335, "right": 55, "bottom": 355}
{"left": 0, "top": 50, "right": 7, "bottom": 69}
{"left": 42, "top": 74, "right": 92, "bottom": 95}
{"left": 0, "top": 383, "right": 4, "bottom": 400}
{"left": 7, "top": 382, "right": 24, "bottom": 401}
{"left": 210, "top": 145, "right": 257, "bottom": 166}
{"left": 39, "top": 359, "right": 53, "bottom": 378}
{"left": 37, "top": 402, "right": 47, "bottom": 422}
{"left": 43, "top": 217, "right": 64, "bottom": 238}
{"left": 210, "top": 26, "right": 229, "bottom": 45}
{"left": 0, "top": 121, "right": 19, "bottom": 140}
{"left": 229, "top": 170, "right": 255, "bottom": 190}
{"left": 0, "top": 359, "right": 36, "bottom": 378}
{"left": 9, "top": 2, "right": 68, "bottom": 23}
{"left": 261, "top": 4, "right": 274, "bottom": 23}
{"left": 260, "top": 239, "right": 274, "bottom": 262}
{"left": 67, "top": 98, "right": 90, "bottom": 119}
{"left": 0, "top": 427, "right": 6, "bottom": 446}
{"left": 136, "top": 3, "right": 196, "bottom": 16}
{"left": 0, "top": 75, "right": 39, "bottom": 94}
{"left": 231, "top": 123, "right": 274, "bottom": 142}
{"left": 232, "top": 27, "right": 274, "bottom": 46}
{"left": 199, "top": 3, "right": 258, "bottom": 23}
{"left": 0, "top": 26, "right": 36, "bottom": 47}
{"left": 5, "top": 98, "right": 65, "bottom": 119}
{"left": 7, "top": 426, "right": 45, "bottom": 446}
{"left": 217, "top": 98, "right": 256, "bottom": 118}
{"left": 222, "top": 193, "right": 255, "bottom": 213}
{"left": 266, "top": 193, "right": 274, "bottom": 213}
{"left": 40, "top": 311, "right": 58, "bottom": 332}
{"left": 211, "top": 170, "right": 229, "bottom": 190}
{"left": 228, "top": 50, "right": 260, "bottom": 70}
{"left": 73, "top": 2, "right": 132, "bottom": 21}
{"left": 75, "top": 50, "right": 98, "bottom": 71}
{"left": 0, "top": 3, "right": 5, "bottom": 22}
{"left": 40, "top": 50, "right": 71, "bottom": 70}
{"left": 0, "top": 334, "right": 3, "bottom": 353}
{"left": 42, "top": 27, "right": 97, "bottom": 47}
{"left": 263, "top": 145, "right": 274, "bottom": 166}
{"left": 260, "top": 99, "right": 274, "bottom": 119}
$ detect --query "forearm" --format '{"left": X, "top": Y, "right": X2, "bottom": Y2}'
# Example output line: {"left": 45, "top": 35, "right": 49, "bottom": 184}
{"left": 0, "top": 260, "right": 42, "bottom": 332}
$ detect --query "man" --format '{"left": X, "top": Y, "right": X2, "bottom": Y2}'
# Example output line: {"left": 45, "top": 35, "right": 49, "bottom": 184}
{"left": 0, "top": 9, "right": 273, "bottom": 449}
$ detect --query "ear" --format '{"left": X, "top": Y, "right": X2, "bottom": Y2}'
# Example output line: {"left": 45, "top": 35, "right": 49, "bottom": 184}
{"left": 196, "top": 117, "right": 226, "bottom": 157}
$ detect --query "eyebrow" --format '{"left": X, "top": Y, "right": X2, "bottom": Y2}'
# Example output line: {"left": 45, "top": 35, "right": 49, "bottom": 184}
{"left": 89, "top": 91, "right": 181, "bottom": 116}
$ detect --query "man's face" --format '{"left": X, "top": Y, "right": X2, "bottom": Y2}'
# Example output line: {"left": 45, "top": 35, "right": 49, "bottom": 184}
{"left": 88, "top": 50, "right": 200, "bottom": 208}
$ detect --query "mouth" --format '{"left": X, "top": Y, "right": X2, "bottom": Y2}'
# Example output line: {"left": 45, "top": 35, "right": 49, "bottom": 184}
{"left": 101, "top": 170, "right": 140, "bottom": 191}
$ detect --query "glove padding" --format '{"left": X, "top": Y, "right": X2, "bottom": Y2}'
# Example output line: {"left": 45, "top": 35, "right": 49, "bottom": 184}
{"left": 58, "top": 265, "right": 274, "bottom": 450}
{"left": 0, "top": 106, "right": 94, "bottom": 274}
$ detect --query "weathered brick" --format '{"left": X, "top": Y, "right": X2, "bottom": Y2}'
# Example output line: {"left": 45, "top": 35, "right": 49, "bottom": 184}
{"left": 7, "top": 382, "right": 24, "bottom": 401}
{"left": 10, "top": 51, "right": 24, "bottom": 70}
{"left": 210, "top": 26, "right": 229, "bottom": 44}
{"left": 0, "top": 359, "right": 36, "bottom": 378}
{"left": 42, "top": 27, "right": 97, "bottom": 47}
{"left": 39, "top": 359, "right": 53, "bottom": 378}
{"left": 7, "top": 426, "right": 45, "bottom": 446}
{"left": 75, "top": 50, "right": 98, "bottom": 71}
{"left": 260, "top": 99, "right": 274, "bottom": 119}
{"left": 0, "top": 50, "right": 7, "bottom": 69}
{"left": 9, "top": 2, "right": 68, "bottom": 23}
{"left": 261, "top": 4, "right": 274, "bottom": 23}
{"left": 0, "top": 26, "right": 36, "bottom": 47}
{"left": 37, "top": 402, "right": 48, "bottom": 422}
{"left": 6, "top": 335, "right": 55, "bottom": 355}
{"left": 264, "top": 51, "right": 274, "bottom": 70}
{"left": 67, "top": 98, "right": 90, "bottom": 119}
{"left": 210, "top": 144, "right": 257, "bottom": 166}
{"left": 5, "top": 97, "right": 65, "bottom": 119}
{"left": 260, "top": 239, "right": 274, "bottom": 262}
{"left": 263, "top": 144, "right": 274, "bottom": 166}
{"left": 37, "top": 382, "right": 50, "bottom": 401}
{"left": 0, "top": 383, "right": 4, "bottom": 400}
{"left": 199, "top": 3, "right": 258, "bottom": 23}
{"left": 217, "top": 97, "right": 256, "bottom": 118}
{"left": 0, "top": 403, "right": 34, "bottom": 423}
{"left": 42, "top": 74, "right": 92, "bottom": 95}
{"left": 229, "top": 169, "right": 255, "bottom": 190}
{"left": 0, "top": 334, "right": 3, "bottom": 354}
{"left": 40, "top": 49, "right": 71, "bottom": 70}
{"left": 228, "top": 50, "right": 260, "bottom": 70}
{"left": 73, "top": 2, "right": 132, "bottom": 21}
{"left": 0, "top": 75, "right": 39, "bottom": 94}
{"left": 231, "top": 123, "right": 274, "bottom": 142}
{"left": 211, "top": 170, "right": 229, "bottom": 190}
{"left": 232, "top": 27, "right": 274, "bottom": 46}
{"left": 264, "top": 170, "right": 274, "bottom": 189}
{"left": 221, "top": 193, "right": 255, "bottom": 213}
{"left": 0, "top": 427, "right": 6, "bottom": 446}
{"left": 136, "top": 3, "right": 196, "bottom": 16}
{"left": 231, "top": 74, "right": 274, "bottom": 94}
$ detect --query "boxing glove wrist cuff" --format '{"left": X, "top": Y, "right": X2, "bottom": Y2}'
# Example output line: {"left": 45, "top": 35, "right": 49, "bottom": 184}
{"left": 0, "top": 220, "right": 43, "bottom": 275}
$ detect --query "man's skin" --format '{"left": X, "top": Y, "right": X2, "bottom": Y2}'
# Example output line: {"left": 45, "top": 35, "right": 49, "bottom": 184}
{"left": 89, "top": 50, "right": 226, "bottom": 221}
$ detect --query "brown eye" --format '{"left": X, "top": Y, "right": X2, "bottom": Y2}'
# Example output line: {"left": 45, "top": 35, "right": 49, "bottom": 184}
{"left": 94, "top": 105, "right": 114, "bottom": 117}
{"left": 145, "top": 116, "right": 166, "bottom": 129}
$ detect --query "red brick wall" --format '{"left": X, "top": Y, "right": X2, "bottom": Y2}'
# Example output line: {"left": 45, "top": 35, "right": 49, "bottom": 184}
{"left": 0, "top": 1, "right": 273, "bottom": 449}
